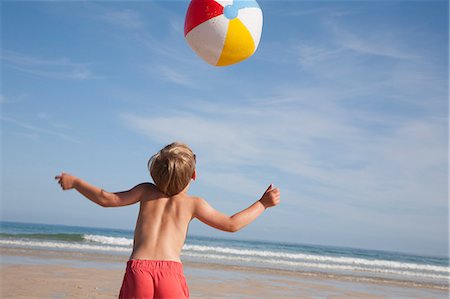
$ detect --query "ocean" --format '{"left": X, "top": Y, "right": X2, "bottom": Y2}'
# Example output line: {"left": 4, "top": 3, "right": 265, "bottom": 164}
{"left": 1, "top": 221, "right": 448, "bottom": 289}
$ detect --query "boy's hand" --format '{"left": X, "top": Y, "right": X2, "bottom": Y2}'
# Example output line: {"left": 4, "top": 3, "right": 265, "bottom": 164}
{"left": 55, "top": 172, "right": 78, "bottom": 190}
{"left": 259, "top": 184, "right": 280, "bottom": 209}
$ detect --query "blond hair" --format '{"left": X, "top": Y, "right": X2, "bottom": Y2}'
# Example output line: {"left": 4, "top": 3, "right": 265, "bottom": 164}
{"left": 148, "top": 142, "right": 196, "bottom": 196}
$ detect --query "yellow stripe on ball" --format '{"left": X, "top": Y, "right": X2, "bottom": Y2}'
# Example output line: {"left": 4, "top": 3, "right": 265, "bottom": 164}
{"left": 216, "top": 18, "right": 255, "bottom": 66}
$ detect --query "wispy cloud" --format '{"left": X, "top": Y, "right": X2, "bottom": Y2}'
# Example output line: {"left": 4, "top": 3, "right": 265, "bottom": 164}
{"left": 287, "top": 19, "right": 444, "bottom": 119}
{"left": 76, "top": 3, "right": 202, "bottom": 87}
{"left": 297, "top": 45, "right": 345, "bottom": 69}
{"left": 330, "top": 22, "right": 420, "bottom": 60}
{"left": 1, "top": 115, "right": 81, "bottom": 144}
{"left": 153, "top": 65, "right": 196, "bottom": 87}
{"left": 120, "top": 93, "right": 446, "bottom": 212}
{"left": 0, "top": 93, "right": 28, "bottom": 104}
{"left": 1, "top": 51, "right": 97, "bottom": 80}
{"left": 94, "top": 8, "right": 145, "bottom": 29}
{"left": 283, "top": 7, "right": 361, "bottom": 18}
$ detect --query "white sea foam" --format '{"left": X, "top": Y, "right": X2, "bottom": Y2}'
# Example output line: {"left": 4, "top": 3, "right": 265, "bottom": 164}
{"left": 183, "top": 252, "right": 449, "bottom": 281}
{"left": 0, "top": 239, "right": 130, "bottom": 253}
{"left": 49, "top": 234, "right": 446, "bottom": 276}
{"left": 83, "top": 234, "right": 133, "bottom": 247}
{"left": 182, "top": 244, "right": 449, "bottom": 275}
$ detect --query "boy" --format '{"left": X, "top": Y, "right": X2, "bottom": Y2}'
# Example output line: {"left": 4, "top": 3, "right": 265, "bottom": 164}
{"left": 55, "top": 142, "right": 280, "bottom": 299}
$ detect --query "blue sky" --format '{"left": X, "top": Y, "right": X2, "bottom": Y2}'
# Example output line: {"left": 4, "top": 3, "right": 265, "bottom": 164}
{"left": 1, "top": 0, "right": 448, "bottom": 257}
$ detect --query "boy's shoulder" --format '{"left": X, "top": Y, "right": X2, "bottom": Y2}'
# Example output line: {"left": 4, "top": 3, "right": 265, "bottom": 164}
{"left": 135, "top": 182, "right": 158, "bottom": 191}
{"left": 133, "top": 182, "right": 162, "bottom": 199}
{"left": 185, "top": 195, "right": 205, "bottom": 206}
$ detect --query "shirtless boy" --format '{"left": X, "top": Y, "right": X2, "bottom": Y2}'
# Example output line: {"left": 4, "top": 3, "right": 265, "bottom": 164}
{"left": 55, "top": 142, "right": 280, "bottom": 299}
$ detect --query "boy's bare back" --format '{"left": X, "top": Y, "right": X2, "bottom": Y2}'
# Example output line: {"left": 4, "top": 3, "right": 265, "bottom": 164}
{"left": 130, "top": 183, "right": 196, "bottom": 262}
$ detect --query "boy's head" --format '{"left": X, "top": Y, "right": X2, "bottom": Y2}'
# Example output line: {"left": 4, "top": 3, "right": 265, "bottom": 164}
{"left": 148, "top": 142, "right": 196, "bottom": 196}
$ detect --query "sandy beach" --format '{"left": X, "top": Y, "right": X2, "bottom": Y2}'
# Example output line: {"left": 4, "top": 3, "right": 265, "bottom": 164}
{"left": 1, "top": 247, "right": 448, "bottom": 299}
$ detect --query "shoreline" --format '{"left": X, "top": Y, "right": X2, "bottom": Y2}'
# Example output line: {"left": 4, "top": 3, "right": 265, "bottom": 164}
{"left": 0, "top": 247, "right": 447, "bottom": 291}
{"left": 1, "top": 247, "right": 449, "bottom": 298}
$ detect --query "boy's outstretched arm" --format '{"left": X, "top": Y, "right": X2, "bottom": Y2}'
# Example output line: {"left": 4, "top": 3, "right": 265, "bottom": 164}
{"left": 194, "top": 185, "right": 280, "bottom": 233}
{"left": 55, "top": 172, "right": 144, "bottom": 207}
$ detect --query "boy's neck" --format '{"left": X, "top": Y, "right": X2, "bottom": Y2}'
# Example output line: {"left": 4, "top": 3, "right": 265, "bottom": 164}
{"left": 171, "top": 183, "right": 191, "bottom": 198}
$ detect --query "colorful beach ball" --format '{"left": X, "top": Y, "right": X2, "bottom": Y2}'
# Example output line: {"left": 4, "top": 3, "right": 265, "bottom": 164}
{"left": 184, "top": 0, "right": 263, "bottom": 66}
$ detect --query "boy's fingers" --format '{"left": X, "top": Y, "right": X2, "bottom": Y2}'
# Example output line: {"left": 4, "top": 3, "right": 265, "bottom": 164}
{"left": 55, "top": 173, "right": 65, "bottom": 180}
{"left": 269, "top": 188, "right": 280, "bottom": 196}
{"left": 265, "top": 184, "right": 273, "bottom": 192}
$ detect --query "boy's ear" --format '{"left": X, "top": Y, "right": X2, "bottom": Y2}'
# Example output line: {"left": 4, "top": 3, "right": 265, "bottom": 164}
{"left": 192, "top": 170, "right": 197, "bottom": 181}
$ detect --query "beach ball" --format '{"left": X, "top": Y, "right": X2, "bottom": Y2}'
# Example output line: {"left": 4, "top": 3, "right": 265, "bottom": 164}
{"left": 184, "top": 0, "right": 263, "bottom": 66}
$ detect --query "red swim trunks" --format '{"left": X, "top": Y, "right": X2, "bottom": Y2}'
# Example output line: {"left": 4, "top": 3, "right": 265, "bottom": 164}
{"left": 119, "top": 260, "right": 189, "bottom": 299}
